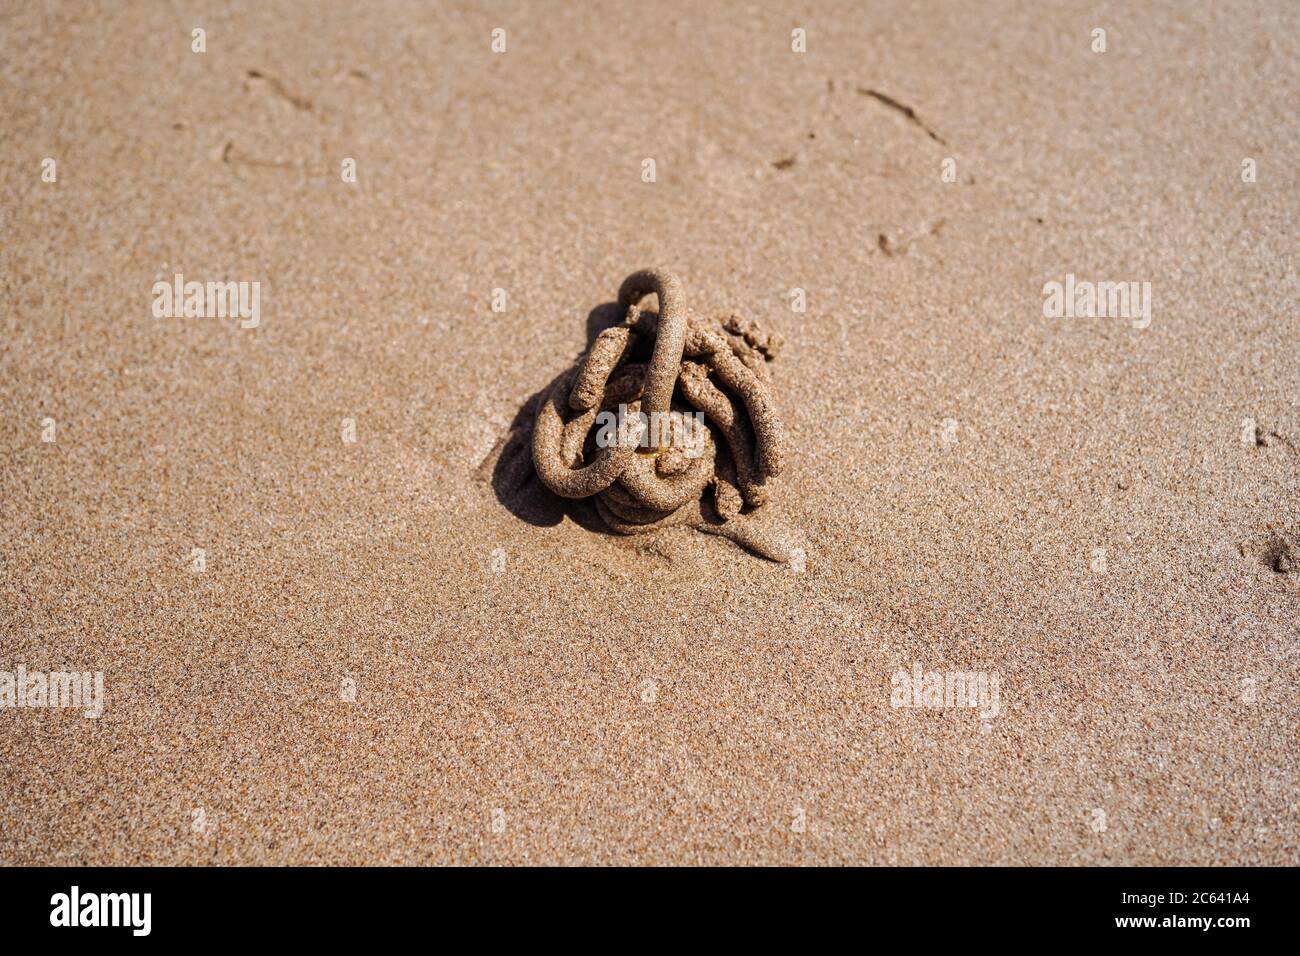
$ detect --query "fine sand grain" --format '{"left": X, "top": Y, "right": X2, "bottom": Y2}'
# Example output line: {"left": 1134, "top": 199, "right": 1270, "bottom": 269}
{"left": 1, "top": 0, "right": 1296, "bottom": 864}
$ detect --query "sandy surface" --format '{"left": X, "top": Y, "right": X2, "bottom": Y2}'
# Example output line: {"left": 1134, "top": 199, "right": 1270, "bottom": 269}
{"left": 2, "top": 0, "right": 1297, "bottom": 865}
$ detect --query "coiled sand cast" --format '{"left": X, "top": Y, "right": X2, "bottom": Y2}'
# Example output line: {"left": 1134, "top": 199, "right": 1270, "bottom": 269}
{"left": 531, "top": 269, "right": 795, "bottom": 562}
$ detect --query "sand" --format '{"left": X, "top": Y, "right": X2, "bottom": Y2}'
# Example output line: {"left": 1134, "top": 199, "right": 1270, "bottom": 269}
{"left": 1, "top": 0, "right": 1296, "bottom": 865}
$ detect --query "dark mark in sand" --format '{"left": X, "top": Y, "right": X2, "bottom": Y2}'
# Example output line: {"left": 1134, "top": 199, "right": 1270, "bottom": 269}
{"left": 857, "top": 87, "right": 947, "bottom": 145}
{"left": 245, "top": 69, "right": 315, "bottom": 112}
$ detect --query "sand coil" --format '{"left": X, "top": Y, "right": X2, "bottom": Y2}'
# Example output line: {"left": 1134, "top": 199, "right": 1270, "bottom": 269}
{"left": 531, "top": 269, "right": 793, "bottom": 561}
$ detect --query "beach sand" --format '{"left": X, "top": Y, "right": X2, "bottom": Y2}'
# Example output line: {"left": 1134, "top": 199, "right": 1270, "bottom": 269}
{"left": 1, "top": 0, "right": 1296, "bottom": 864}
